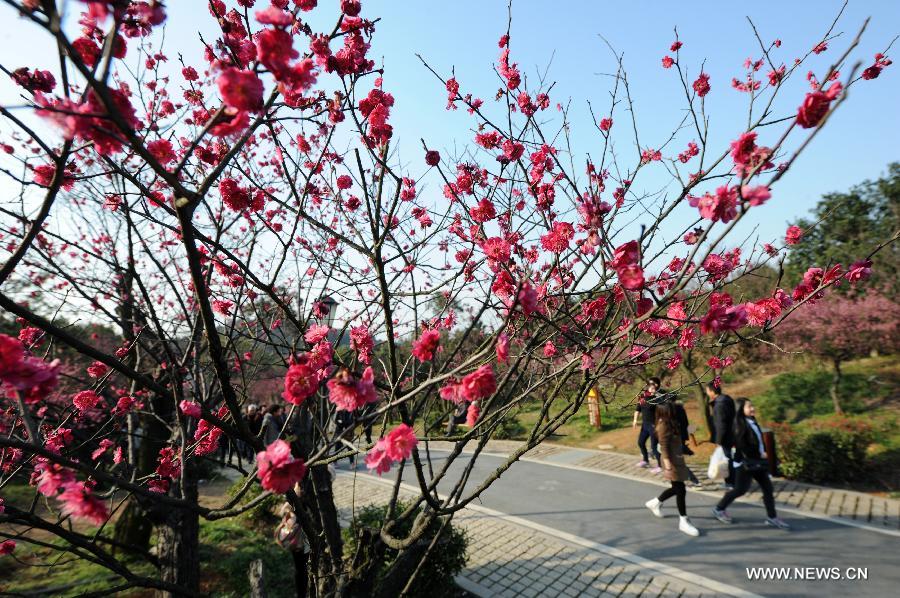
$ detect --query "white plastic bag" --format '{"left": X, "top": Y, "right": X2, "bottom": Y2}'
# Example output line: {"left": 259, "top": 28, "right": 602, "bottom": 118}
{"left": 707, "top": 446, "right": 729, "bottom": 481}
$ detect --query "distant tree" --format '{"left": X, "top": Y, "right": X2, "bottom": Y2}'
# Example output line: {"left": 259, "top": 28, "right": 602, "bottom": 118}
{"left": 786, "top": 163, "right": 900, "bottom": 294}
{"left": 724, "top": 264, "right": 782, "bottom": 303}
{"left": 777, "top": 292, "right": 900, "bottom": 414}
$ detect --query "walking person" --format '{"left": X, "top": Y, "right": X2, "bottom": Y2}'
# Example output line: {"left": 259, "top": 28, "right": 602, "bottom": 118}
{"left": 711, "top": 398, "right": 790, "bottom": 529}
{"left": 261, "top": 404, "right": 284, "bottom": 446}
{"left": 334, "top": 408, "right": 355, "bottom": 465}
{"left": 644, "top": 402, "right": 700, "bottom": 536}
{"left": 707, "top": 381, "right": 736, "bottom": 488}
{"left": 633, "top": 377, "right": 662, "bottom": 472}
{"left": 244, "top": 404, "right": 263, "bottom": 461}
{"left": 247, "top": 403, "right": 263, "bottom": 435}
{"left": 445, "top": 401, "right": 469, "bottom": 436}
{"left": 668, "top": 394, "right": 701, "bottom": 485}
{"left": 360, "top": 403, "right": 376, "bottom": 444}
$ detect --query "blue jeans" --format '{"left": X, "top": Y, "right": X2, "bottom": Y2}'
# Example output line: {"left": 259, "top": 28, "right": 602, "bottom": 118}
{"left": 638, "top": 423, "right": 660, "bottom": 465}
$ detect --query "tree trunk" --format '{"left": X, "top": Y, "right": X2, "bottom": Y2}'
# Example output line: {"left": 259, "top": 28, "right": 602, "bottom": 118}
{"left": 114, "top": 409, "right": 168, "bottom": 549}
{"left": 374, "top": 547, "right": 428, "bottom": 598}
{"left": 249, "top": 559, "right": 267, "bottom": 598}
{"left": 155, "top": 467, "right": 200, "bottom": 597}
{"left": 831, "top": 358, "right": 844, "bottom": 415}
{"left": 291, "top": 551, "right": 309, "bottom": 598}
{"left": 112, "top": 497, "right": 153, "bottom": 554}
{"left": 343, "top": 527, "right": 385, "bottom": 597}
{"left": 308, "top": 464, "right": 343, "bottom": 596}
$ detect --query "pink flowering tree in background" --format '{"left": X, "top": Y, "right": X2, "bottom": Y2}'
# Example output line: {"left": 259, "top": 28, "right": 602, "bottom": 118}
{"left": 777, "top": 292, "right": 900, "bottom": 414}
{"left": 0, "top": 0, "right": 895, "bottom": 596}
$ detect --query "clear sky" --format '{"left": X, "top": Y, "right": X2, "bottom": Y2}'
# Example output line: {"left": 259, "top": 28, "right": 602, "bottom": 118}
{"left": 360, "top": 0, "right": 900, "bottom": 244}
{"left": 1, "top": 0, "right": 897, "bottom": 247}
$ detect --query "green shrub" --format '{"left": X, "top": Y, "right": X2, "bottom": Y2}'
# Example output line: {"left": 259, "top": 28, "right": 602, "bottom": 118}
{"left": 226, "top": 476, "right": 281, "bottom": 526}
{"left": 344, "top": 500, "right": 467, "bottom": 598}
{"left": 755, "top": 370, "right": 867, "bottom": 423}
{"left": 774, "top": 416, "right": 874, "bottom": 485}
{"left": 491, "top": 415, "right": 527, "bottom": 440}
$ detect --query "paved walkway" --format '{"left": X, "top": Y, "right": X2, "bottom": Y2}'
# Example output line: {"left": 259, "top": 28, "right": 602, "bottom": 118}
{"left": 334, "top": 444, "right": 899, "bottom": 598}
{"left": 333, "top": 473, "right": 753, "bottom": 598}
{"left": 425, "top": 440, "right": 900, "bottom": 532}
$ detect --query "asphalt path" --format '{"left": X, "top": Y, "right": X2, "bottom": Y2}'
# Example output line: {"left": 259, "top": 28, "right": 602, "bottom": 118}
{"left": 337, "top": 450, "right": 898, "bottom": 598}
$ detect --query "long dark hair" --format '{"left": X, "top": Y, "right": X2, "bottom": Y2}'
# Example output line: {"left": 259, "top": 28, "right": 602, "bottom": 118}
{"left": 733, "top": 397, "right": 751, "bottom": 441}
{"left": 655, "top": 401, "right": 675, "bottom": 429}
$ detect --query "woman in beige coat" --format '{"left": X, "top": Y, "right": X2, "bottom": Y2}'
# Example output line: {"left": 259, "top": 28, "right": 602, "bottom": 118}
{"left": 645, "top": 402, "right": 700, "bottom": 536}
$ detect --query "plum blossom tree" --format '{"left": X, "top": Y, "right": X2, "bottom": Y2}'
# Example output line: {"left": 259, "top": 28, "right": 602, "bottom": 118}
{"left": 777, "top": 292, "right": 900, "bottom": 414}
{"left": 0, "top": 0, "right": 895, "bottom": 596}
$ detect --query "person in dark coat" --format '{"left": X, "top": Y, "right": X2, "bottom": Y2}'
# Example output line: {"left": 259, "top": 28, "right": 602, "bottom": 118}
{"left": 359, "top": 403, "right": 377, "bottom": 444}
{"left": 667, "top": 395, "right": 700, "bottom": 484}
{"left": 445, "top": 401, "right": 469, "bottom": 436}
{"left": 334, "top": 409, "right": 355, "bottom": 465}
{"left": 632, "top": 378, "right": 662, "bottom": 471}
{"left": 644, "top": 402, "right": 700, "bottom": 536}
{"left": 247, "top": 404, "right": 263, "bottom": 436}
{"left": 712, "top": 399, "right": 790, "bottom": 529}
{"left": 707, "top": 381, "right": 736, "bottom": 487}
{"left": 240, "top": 403, "right": 262, "bottom": 461}
{"left": 261, "top": 404, "right": 284, "bottom": 446}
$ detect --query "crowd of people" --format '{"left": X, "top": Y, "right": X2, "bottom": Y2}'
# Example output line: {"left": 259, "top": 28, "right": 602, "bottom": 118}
{"left": 216, "top": 402, "right": 376, "bottom": 465}
{"left": 636, "top": 377, "right": 790, "bottom": 537}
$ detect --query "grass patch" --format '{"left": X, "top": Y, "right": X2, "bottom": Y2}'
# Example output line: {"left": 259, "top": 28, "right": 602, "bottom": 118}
{"left": 754, "top": 369, "right": 869, "bottom": 423}
{"left": 0, "top": 503, "right": 296, "bottom": 597}
{"left": 0, "top": 537, "right": 155, "bottom": 596}
{"left": 514, "top": 396, "right": 635, "bottom": 445}
{"left": 198, "top": 517, "right": 295, "bottom": 598}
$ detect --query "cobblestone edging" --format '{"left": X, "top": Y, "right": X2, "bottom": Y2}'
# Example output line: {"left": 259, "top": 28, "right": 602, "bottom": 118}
{"left": 332, "top": 474, "right": 761, "bottom": 598}
{"left": 425, "top": 440, "right": 900, "bottom": 532}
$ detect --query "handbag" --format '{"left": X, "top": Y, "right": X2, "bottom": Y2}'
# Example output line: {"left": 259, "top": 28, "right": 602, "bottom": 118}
{"left": 743, "top": 457, "right": 768, "bottom": 472}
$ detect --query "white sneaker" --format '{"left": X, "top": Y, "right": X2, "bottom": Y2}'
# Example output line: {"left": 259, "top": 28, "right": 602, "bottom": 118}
{"left": 679, "top": 516, "right": 700, "bottom": 537}
{"left": 765, "top": 517, "right": 791, "bottom": 530}
{"left": 645, "top": 498, "right": 663, "bottom": 518}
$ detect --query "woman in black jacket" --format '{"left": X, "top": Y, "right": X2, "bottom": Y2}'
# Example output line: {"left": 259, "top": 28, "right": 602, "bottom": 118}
{"left": 711, "top": 398, "right": 790, "bottom": 529}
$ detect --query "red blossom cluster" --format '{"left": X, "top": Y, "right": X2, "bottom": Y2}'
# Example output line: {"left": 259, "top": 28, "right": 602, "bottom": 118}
{"left": 358, "top": 87, "right": 394, "bottom": 146}
{"left": 37, "top": 87, "right": 142, "bottom": 156}
{"left": 365, "top": 424, "right": 417, "bottom": 474}
{"left": 257, "top": 439, "right": 307, "bottom": 493}
{"left": 327, "top": 367, "right": 377, "bottom": 412}
{"left": 0, "top": 334, "right": 60, "bottom": 403}
{"left": 610, "top": 240, "right": 645, "bottom": 291}
{"left": 32, "top": 459, "right": 109, "bottom": 525}
{"left": 796, "top": 82, "right": 842, "bottom": 128}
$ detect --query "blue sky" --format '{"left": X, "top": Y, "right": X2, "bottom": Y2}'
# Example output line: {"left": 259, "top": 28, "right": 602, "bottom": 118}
{"left": 1, "top": 0, "right": 897, "bottom": 247}
{"left": 361, "top": 0, "right": 899, "bottom": 242}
